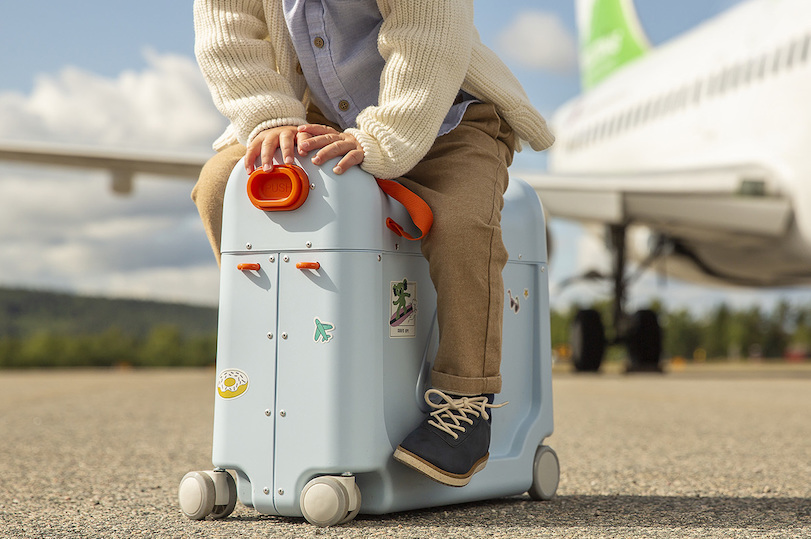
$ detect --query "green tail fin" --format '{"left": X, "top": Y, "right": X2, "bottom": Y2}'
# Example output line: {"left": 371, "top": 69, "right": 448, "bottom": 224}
{"left": 576, "top": 0, "right": 650, "bottom": 89}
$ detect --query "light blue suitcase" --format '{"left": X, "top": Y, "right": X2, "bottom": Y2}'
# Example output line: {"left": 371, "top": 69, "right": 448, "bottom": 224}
{"left": 178, "top": 155, "right": 559, "bottom": 526}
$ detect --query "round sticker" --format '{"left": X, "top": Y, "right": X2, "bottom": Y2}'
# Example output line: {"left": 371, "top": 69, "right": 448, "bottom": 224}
{"left": 216, "top": 369, "right": 249, "bottom": 399}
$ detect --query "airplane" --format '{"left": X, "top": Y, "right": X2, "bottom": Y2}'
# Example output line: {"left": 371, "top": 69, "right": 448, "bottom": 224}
{"left": 313, "top": 318, "right": 334, "bottom": 343}
{"left": 523, "top": 0, "right": 811, "bottom": 372}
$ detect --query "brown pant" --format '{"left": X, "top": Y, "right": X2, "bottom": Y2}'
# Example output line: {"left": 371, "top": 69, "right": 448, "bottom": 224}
{"left": 191, "top": 103, "right": 515, "bottom": 395}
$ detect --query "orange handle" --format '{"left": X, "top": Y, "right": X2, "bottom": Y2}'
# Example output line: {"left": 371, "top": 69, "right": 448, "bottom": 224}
{"left": 295, "top": 262, "right": 320, "bottom": 270}
{"left": 375, "top": 178, "right": 433, "bottom": 240}
{"left": 237, "top": 263, "right": 261, "bottom": 271}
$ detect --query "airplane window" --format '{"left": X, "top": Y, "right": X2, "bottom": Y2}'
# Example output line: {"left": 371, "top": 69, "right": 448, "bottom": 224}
{"left": 772, "top": 47, "right": 784, "bottom": 74}
{"left": 731, "top": 64, "right": 742, "bottom": 89}
{"left": 679, "top": 86, "right": 689, "bottom": 110}
{"left": 667, "top": 91, "right": 677, "bottom": 113}
{"left": 670, "top": 90, "right": 679, "bottom": 113}
{"left": 632, "top": 105, "right": 644, "bottom": 127}
{"left": 692, "top": 80, "right": 703, "bottom": 104}
{"left": 785, "top": 41, "right": 797, "bottom": 69}
{"left": 721, "top": 65, "right": 740, "bottom": 93}
{"left": 742, "top": 59, "right": 755, "bottom": 85}
{"left": 652, "top": 95, "right": 662, "bottom": 116}
{"left": 624, "top": 109, "right": 634, "bottom": 131}
{"left": 719, "top": 68, "right": 730, "bottom": 94}
{"left": 656, "top": 95, "right": 667, "bottom": 115}
{"left": 707, "top": 72, "right": 720, "bottom": 97}
{"left": 756, "top": 54, "right": 768, "bottom": 79}
{"left": 617, "top": 111, "right": 627, "bottom": 133}
{"left": 674, "top": 88, "right": 683, "bottom": 110}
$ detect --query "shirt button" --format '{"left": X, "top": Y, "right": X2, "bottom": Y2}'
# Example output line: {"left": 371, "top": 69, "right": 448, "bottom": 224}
{"left": 338, "top": 100, "right": 350, "bottom": 111}
{"left": 313, "top": 36, "right": 325, "bottom": 48}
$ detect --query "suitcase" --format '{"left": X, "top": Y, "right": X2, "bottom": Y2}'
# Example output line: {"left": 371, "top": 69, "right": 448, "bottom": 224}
{"left": 179, "top": 154, "right": 559, "bottom": 526}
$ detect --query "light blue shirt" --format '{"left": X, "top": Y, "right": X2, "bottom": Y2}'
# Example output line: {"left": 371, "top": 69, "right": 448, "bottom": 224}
{"left": 282, "top": 0, "right": 475, "bottom": 136}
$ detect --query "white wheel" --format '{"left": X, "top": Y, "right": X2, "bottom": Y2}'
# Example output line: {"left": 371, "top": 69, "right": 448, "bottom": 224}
{"left": 528, "top": 445, "right": 559, "bottom": 501}
{"left": 337, "top": 483, "right": 362, "bottom": 525}
{"left": 179, "top": 471, "right": 216, "bottom": 520}
{"left": 209, "top": 471, "right": 237, "bottom": 519}
{"left": 300, "top": 477, "right": 350, "bottom": 527}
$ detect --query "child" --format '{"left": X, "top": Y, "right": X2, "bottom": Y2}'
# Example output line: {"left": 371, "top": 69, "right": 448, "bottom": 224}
{"left": 192, "top": 0, "right": 554, "bottom": 487}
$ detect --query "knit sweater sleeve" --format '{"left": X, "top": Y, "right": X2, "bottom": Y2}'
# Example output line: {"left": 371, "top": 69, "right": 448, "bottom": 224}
{"left": 193, "top": 0, "right": 307, "bottom": 146}
{"left": 345, "top": 0, "right": 475, "bottom": 180}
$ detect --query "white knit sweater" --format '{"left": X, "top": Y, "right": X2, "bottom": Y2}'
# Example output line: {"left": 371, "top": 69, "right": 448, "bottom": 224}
{"left": 193, "top": 0, "right": 555, "bottom": 179}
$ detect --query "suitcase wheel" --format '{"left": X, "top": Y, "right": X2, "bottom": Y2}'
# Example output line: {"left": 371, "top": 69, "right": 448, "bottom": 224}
{"left": 178, "top": 470, "right": 237, "bottom": 520}
{"left": 300, "top": 475, "right": 362, "bottom": 527}
{"left": 528, "top": 445, "right": 560, "bottom": 501}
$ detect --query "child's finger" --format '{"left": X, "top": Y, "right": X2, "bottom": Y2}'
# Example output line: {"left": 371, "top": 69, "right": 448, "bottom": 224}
{"left": 259, "top": 134, "right": 280, "bottom": 171}
{"left": 277, "top": 129, "right": 296, "bottom": 165}
{"left": 296, "top": 131, "right": 313, "bottom": 156}
{"left": 333, "top": 149, "right": 365, "bottom": 175}
{"left": 245, "top": 142, "right": 263, "bottom": 173}
{"left": 297, "top": 124, "right": 339, "bottom": 137}
{"left": 310, "top": 139, "right": 357, "bottom": 165}
{"left": 300, "top": 133, "right": 344, "bottom": 153}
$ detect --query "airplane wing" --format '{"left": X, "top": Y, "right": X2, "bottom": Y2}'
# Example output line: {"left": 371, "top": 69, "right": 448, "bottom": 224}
{"left": 520, "top": 164, "right": 792, "bottom": 241}
{"left": 0, "top": 139, "right": 210, "bottom": 193}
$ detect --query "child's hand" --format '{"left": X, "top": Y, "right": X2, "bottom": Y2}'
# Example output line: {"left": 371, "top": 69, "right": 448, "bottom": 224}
{"left": 296, "top": 124, "right": 364, "bottom": 175}
{"left": 245, "top": 125, "right": 312, "bottom": 174}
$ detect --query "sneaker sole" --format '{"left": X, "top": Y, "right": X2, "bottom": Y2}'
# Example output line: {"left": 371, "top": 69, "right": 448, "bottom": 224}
{"left": 392, "top": 446, "right": 489, "bottom": 487}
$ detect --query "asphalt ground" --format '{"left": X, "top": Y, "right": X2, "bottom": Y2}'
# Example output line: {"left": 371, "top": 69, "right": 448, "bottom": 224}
{"left": 1, "top": 362, "right": 809, "bottom": 538}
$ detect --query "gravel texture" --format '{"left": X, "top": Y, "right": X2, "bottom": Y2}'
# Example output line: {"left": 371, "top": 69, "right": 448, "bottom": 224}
{"left": 1, "top": 364, "right": 809, "bottom": 538}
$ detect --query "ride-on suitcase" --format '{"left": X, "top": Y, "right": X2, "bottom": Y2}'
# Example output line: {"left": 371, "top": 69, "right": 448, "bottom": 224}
{"left": 178, "top": 154, "right": 559, "bottom": 526}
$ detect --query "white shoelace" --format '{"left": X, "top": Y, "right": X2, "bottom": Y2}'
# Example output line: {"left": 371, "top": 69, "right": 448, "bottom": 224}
{"left": 424, "top": 389, "right": 508, "bottom": 440}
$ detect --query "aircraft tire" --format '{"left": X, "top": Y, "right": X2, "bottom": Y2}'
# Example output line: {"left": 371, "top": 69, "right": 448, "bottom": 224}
{"left": 571, "top": 309, "right": 605, "bottom": 372}
{"left": 627, "top": 309, "right": 662, "bottom": 371}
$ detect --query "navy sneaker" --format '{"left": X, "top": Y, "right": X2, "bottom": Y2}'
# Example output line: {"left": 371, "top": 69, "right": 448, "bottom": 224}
{"left": 393, "top": 389, "right": 507, "bottom": 487}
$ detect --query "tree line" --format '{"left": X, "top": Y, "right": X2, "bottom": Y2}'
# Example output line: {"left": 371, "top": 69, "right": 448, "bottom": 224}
{"left": 1, "top": 298, "right": 808, "bottom": 369}
{"left": 0, "top": 326, "right": 217, "bottom": 369}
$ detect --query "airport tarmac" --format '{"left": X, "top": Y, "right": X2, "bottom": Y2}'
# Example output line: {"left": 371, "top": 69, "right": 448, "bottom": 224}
{"left": 0, "top": 363, "right": 809, "bottom": 538}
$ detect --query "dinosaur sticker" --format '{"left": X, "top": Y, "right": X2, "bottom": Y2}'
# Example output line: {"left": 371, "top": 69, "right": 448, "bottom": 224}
{"left": 390, "top": 278, "right": 417, "bottom": 337}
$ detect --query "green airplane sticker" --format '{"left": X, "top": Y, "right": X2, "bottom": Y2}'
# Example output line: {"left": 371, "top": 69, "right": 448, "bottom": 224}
{"left": 313, "top": 318, "right": 334, "bottom": 343}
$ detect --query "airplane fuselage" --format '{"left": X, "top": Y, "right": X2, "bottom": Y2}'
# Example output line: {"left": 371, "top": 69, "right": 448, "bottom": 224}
{"left": 548, "top": 0, "right": 811, "bottom": 286}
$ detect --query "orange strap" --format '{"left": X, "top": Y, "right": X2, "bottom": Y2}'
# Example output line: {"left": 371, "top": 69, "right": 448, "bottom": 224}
{"left": 375, "top": 178, "right": 433, "bottom": 241}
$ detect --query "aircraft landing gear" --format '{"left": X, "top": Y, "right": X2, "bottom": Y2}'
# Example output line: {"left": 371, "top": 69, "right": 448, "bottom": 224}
{"left": 570, "top": 309, "right": 605, "bottom": 372}
{"left": 569, "top": 225, "right": 663, "bottom": 373}
{"left": 626, "top": 309, "right": 662, "bottom": 371}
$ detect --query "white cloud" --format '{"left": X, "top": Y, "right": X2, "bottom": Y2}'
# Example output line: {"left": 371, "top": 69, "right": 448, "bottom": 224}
{"left": 497, "top": 11, "right": 578, "bottom": 74}
{"left": 1, "top": 49, "right": 225, "bottom": 151}
{"left": 0, "top": 52, "right": 225, "bottom": 304}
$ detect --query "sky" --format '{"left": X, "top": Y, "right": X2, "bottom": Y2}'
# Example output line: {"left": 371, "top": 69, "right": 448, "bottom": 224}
{"left": 2, "top": 0, "right": 809, "bottom": 315}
